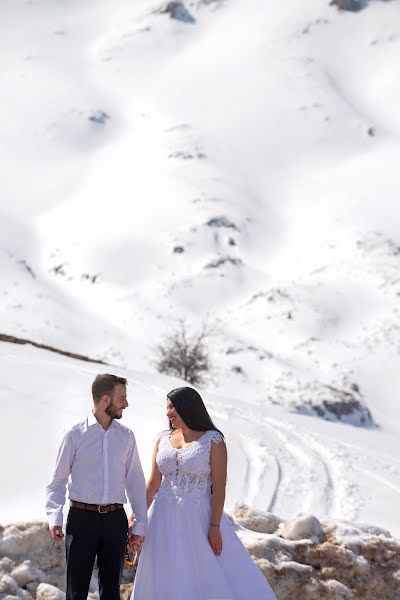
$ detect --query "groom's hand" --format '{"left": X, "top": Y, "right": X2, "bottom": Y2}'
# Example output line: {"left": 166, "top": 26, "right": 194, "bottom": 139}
{"left": 49, "top": 526, "right": 64, "bottom": 542}
{"left": 128, "top": 533, "right": 143, "bottom": 551}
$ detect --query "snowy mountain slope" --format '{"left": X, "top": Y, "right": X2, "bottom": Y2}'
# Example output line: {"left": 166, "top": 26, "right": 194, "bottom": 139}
{"left": 1, "top": 0, "right": 399, "bottom": 371}
{"left": 1, "top": 0, "right": 400, "bottom": 536}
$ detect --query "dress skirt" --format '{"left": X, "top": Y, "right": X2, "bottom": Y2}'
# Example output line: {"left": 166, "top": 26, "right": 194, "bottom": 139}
{"left": 131, "top": 495, "right": 278, "bottom": 600}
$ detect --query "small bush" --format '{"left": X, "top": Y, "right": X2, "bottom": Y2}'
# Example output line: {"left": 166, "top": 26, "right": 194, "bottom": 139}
{"left": 155, "top": 320, "right": 211, "bottom": 386}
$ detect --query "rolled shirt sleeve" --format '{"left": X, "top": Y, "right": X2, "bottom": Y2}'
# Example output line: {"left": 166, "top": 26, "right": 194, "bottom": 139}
{"left": 46, "top": 430, "right": 76, "bottom": 527}
{"left": 125, "top": 432, "right": 148, "bottom": 536}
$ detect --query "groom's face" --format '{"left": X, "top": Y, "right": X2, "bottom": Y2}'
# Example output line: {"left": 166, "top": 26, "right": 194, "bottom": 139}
{"left": 105, "top": 384, "right": 128, "bottom": 419}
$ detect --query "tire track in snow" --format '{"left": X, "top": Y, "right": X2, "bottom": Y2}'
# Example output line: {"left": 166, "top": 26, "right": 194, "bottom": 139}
{"left": 236, "top": 434, "right": 281, "bottom": 511}
{"left": 265, "top": 417, "right": 362, "bottom": 521}
{"left": 213, "top": 399, "right": 400, "bottom": 525}
{"left": 266, "top": 455, "right": 282, "bottom": 514}
{"left": 262, "top": 418, "right": 335, "bottom": 517}
{"left": 215, "top": 401, "right": 362, "bottom": 520}
{"left": 224, "top": 407, "right": 330, "bottom": 517}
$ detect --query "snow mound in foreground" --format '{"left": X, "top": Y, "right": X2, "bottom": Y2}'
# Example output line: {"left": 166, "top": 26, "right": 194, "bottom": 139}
{"left": 234, "top": 504, "right": 400, "bottom": 600}
{"left": 1, "top": 506, "right": 399, "bottom": 600}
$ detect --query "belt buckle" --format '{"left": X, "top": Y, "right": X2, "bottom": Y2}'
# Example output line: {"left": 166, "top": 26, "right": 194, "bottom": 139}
{"left": 98, "top": 505, "right": 108, "bottom": 513}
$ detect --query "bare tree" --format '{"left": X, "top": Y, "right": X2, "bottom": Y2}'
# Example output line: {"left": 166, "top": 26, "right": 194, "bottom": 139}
{"left": 155, "top": 320, "right": 212, "bottom": 386}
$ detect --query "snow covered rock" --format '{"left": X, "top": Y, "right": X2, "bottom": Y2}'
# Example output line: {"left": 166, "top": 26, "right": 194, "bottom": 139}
{"left": 268, "top": 376, "right": 374, "bottom": 427}
{"left": 0, "top": 558, "right": 13, "bottom": 576}
{"left": 1, "top": 514, "right": 400, "bottom": 599}
{"left": 0, "top": 523, "right": 64, "bottom": 578}
{"left": 235, "top": 507, "right": 400, "bottom": 600}
{"left": 36, "top": 584, "right": 65, "bottom": 600}
{"left": 0, "top": 575, "right": 32, "bottom": 600}
{"left": 280, "top": 514, "right": 324, "bottom": 542}
{"left": 0, "top": 523, "right": 65, "bottom": 595}
{"left": 233, "top": 504, "right": 282, "bottom": 534}
{"left": 11, "top": 562, "right": 46, "bottom": 588}
{"left": 0, "top": 524, "right": 50, "bottom": 561}
{"left": 331, "top": 0, "right": 365, "bottom": 11}
{"left": 0, "top": 575, "right": 20, "bottom": 596}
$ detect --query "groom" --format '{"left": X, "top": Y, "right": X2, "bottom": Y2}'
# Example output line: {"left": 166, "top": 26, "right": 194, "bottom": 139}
{"left": 46, "top": 373, "right": 147, "bottom": 600}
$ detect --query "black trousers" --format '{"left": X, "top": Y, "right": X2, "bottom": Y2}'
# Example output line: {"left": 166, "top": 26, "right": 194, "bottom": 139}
{"left": 65, "top": 507, "right": 128, "bottom": 600}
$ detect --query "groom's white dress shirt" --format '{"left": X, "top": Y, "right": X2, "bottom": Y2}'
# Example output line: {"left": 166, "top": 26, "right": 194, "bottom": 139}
{"left": 46, "top": 413, "right": 147, "bottom": 535}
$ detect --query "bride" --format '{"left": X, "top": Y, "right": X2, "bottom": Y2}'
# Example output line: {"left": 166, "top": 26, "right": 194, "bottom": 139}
{"left": 130, "top": 386, "right": 278, "bottom": 600}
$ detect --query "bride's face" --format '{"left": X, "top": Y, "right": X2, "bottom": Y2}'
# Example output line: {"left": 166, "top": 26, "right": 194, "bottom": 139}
{"left": 166, "top": 399, "right": 184, "bottom": 429}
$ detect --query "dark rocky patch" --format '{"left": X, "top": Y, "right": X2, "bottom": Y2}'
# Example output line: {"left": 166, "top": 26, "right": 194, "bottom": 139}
{"left": 330, "top": 0, "right": 366, "bottom": 11}
{"left": 206, "top": 216, "right": 238, "bottom": 230}
{"left": 0, "top": 333, "right": 106, "bottom": 365}
{"left": 269, "top": 378, "right": 374, "bottom": 427}
{"left": 204, "top": 257, "right": 242, "bottom": 269}
{"left": 51, "top": 264, "right": 67, "bottom": 276}
{"left": 88, "top": 111, "right": 110, "bottom": 125}
{"left": 81, "top": 273, "right": 100, "bottom": 283}
{"left": 17, "top": 260, "right": 35, "bottom": 279}
{"left": 158, "top": 2, "right": 196, "bottom": 23}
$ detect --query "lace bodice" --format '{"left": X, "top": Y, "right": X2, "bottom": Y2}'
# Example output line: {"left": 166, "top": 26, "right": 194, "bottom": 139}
{"left": 154, "top": 429, "right": 224, "bottom": 504}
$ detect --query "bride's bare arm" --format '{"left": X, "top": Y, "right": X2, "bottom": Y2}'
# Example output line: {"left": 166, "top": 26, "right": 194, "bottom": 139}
{"left": 128, "top": 440, "right": 162, "bottom": 528}
{"left": 209, "top": 438, "right": 227, "bottom": 555}
{"left": 146, "top": 441, "right": 162, "bottom": 509}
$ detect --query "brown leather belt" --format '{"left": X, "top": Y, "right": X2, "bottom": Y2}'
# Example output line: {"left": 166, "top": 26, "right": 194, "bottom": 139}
{"left": 70, "top": 501, "right": 123, "bottom": 513}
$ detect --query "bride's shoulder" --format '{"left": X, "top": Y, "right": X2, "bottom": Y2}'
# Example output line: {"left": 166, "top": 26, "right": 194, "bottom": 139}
{"left": 206, "top": 430, "right": 225, "bottom": 445}
{"left": 154, "top": 429, "right": 170, "bottom": 445}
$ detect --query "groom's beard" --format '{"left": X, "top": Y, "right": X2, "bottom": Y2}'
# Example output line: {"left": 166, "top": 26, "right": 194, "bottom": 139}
{"left": 105, "top": 401, "right": 123, "bottom": 420}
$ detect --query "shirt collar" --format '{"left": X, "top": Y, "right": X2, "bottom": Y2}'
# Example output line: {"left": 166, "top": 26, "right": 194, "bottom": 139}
{"left": 87, "top": 411, "right": 118, "bottom": 430}
{"left": 109, "top": 419, "right": 118, "bottom": 430}
{"left": 88, "top": 412, "right": 100, "bottom": 427}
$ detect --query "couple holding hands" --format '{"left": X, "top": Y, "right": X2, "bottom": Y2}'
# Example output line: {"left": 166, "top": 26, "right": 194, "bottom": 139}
{"left": 46, "top": 373, "right": 278, "bottom": 600}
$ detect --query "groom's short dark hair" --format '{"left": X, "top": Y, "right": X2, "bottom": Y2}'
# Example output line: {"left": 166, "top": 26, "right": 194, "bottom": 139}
{"left": 92, "top": 373, "right": 127, "bottom": 403}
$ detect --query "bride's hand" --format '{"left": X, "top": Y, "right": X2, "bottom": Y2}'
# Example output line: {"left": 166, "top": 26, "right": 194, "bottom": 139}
{"left": 208, "top": 525, "right": 222, "bottom": 556}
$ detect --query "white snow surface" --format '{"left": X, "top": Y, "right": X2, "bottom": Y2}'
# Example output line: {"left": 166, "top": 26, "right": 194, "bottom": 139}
{"left": 1, "top": 0, "right": 400, "bottom": 538}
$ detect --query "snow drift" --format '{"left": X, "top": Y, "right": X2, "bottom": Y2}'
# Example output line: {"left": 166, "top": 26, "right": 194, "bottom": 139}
{"left": 1, "top": 506, "right": 399, "bottom": 600}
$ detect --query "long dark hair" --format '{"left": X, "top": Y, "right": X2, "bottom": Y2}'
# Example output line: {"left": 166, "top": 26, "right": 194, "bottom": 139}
{"left": 167, "top": 387, "right": 224, "bottom": 437}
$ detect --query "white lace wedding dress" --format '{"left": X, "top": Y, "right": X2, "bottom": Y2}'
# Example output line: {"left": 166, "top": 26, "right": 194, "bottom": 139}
{"left": 131, "top": 429, "right": 278, "bottom": 600}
